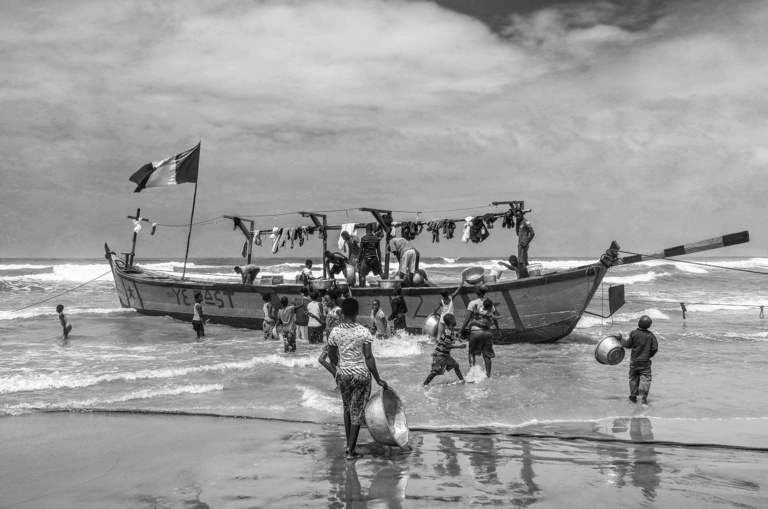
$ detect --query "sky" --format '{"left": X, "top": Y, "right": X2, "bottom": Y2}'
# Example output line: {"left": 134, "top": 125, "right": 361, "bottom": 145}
{"left": 0, "top": 0, "right": 765, "bottom": 260}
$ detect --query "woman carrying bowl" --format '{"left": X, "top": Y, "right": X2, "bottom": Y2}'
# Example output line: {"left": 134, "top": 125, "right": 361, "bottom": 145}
{"left": 327, "top": 297, "right": 388, "bottom": 460}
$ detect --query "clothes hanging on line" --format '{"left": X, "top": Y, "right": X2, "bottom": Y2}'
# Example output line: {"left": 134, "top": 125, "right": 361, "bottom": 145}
{"left": 253, "top": 230, "right": 261, "bottom": 246}
{"left": 470, "top": 217, "right": 489, "bottom": 243}
{"left": 462, "top": 217, "right": 473, "bottom": 243}
{"left": 444, "top": 220, "right": 456, "bottom": 240}
{"left": 271, "top": 227, "right": 283, "bottom": 254}
{"left": 502, "top": 209, "right": 515, "bottom": 229}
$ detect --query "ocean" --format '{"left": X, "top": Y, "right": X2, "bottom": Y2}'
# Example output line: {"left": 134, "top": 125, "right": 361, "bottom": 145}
{"left": 2, "top": 255, "right": 767, "bottom": 432}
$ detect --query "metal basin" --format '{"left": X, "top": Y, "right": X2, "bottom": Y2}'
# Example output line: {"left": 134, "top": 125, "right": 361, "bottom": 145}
{"left": 595, "top": 336, "right": 625, "bottom": 365}
{"left": 422, "top": 313, "right": 440, "bottom": 338}
{"left": 461, "top": 266, "right": 484, "bottom": 285}
{"left": 364, "top": 387, "right": 409, "bottom": 448}
{"left": 378, "top": 279, "right": 400, "bottom": 289}
{"left": 311, "top": 279, "right": 334, "bottom": 290}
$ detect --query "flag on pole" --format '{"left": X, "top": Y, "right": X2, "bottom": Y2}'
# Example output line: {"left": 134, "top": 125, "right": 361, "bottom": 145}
{"left": 129, "top": 141, "right": 201, "bottom": 193}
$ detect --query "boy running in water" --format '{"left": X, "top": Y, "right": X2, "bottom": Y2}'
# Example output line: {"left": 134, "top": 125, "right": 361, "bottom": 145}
{"left": 191, "top": 293, "right": 206, "bottom": 339}
{"left": 423, "top": 314, "right": 466, "bottom": 386}
{"left": 56, "top": 304, "right": 72, "bottom": 339}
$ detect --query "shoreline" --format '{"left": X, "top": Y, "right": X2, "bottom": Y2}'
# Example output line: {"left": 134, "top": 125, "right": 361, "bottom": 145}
{"left": 2, "top": 412, "right": 766, "bottom": 508}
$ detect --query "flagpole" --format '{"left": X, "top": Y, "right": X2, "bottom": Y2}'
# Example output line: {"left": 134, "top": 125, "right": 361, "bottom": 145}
{"left": 181, "top": 181, "right": 198, "bottom": 280}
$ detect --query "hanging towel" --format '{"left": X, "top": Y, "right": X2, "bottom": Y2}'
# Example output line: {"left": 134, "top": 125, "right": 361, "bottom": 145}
{"left": 462, "top": 217, "right": 473, "bottom": 243}
{"left": 271, "top": 227, "right": 283, "bottom": 254}
{"left": 253, "top": 230, "right": 262, "bottom": 246}
{"left": 338, "top": 223, "right": 357, "bottom": 251}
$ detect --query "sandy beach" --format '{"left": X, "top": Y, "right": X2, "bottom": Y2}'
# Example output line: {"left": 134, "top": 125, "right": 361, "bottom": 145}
{"left": 1, "top": 411, "right": 766, "bottom": 508}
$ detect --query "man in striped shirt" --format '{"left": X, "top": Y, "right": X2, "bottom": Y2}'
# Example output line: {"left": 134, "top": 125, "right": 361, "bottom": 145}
{"left": 422, "top": 314, "right": 466, "bottom": 386}
{"left": 359, "top": 224, "right": 383, "bottom": 288}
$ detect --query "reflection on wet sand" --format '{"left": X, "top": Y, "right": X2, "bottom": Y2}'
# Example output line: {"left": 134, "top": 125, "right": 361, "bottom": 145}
{"left": 629, "top": 418, "right": 662, "bottom": 503}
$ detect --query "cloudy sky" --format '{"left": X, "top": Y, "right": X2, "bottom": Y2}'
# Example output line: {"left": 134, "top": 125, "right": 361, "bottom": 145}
{"left": 1, "top": 0, "right": 765, "bottom": 260}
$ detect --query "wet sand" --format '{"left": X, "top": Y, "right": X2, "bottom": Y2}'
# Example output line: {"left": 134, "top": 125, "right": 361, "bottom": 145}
{"left": 1, "top": 412, "right": 766, "bottom": 508}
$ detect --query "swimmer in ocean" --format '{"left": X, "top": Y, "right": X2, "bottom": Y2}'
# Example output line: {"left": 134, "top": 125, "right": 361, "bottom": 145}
{"left": 56, "top": 304, "right": 72, "bottom": 338}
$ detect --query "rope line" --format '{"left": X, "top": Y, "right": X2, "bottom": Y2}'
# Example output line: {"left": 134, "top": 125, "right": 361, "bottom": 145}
{"left": 619, "top": 250, "right": 768, "bottom": 276}
{"left": 39, "top": 408, "right": 768, "bottom": 453}
{"left": 11, "top": 270, "right": 113, "bottom": 312}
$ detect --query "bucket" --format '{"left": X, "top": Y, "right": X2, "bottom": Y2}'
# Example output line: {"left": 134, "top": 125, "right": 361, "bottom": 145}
{"left": 490, "top": 264, "right": 504, "bottom": 279}
{"left": 461, "top": 266, "right": 485, "bottom": 285}
{"left": 527, "top": 263, "right": 542, "bottom": 277}
{"left": 364, "top": 386, "right": 409, "bottom": 448}
{"left": 422, "top": 314, "right": 440, "bottom": 338}
{"left": 595, "top": 336, "right": 625, "bottom": 365}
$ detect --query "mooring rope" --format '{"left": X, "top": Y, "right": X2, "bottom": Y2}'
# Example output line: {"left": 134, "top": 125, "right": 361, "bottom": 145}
{"left": 36, "top": 408, "right": 768, "bottom": 453}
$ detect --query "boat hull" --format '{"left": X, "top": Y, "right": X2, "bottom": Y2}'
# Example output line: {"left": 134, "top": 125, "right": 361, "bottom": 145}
{"left": 105, "top": 244, "right": 607, "bottom": 344}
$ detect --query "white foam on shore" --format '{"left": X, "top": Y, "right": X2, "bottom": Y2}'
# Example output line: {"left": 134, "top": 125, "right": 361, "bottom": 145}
{"left": 298, "top": 386, "right": 341, "bottom": 415}
{"left": 373, "top": 331, "right": 424, "bottom": 357}
{"left": 1, "top": 384, "right": 224, "bottom": 416}
{"left": 0, "top": 355, "right": 317, "bottom": 394}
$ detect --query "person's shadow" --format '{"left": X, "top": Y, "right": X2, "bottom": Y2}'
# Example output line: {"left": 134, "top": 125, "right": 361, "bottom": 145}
{"left": 343, "top": 461, "right": 409, "bottom": 509}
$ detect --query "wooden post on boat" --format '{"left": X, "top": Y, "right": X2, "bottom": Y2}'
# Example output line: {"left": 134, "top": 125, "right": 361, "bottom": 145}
{"left": 360, "top": 207, "right": 393, "bottom": 278}
{"left": 124, "top": 208, "right": 150, "bottom": 266}
{"left": 224, "top": 216, "right": 256, "bottom": 265}
{"left": 300, "top": 212, "right": 328, "bottom": 279}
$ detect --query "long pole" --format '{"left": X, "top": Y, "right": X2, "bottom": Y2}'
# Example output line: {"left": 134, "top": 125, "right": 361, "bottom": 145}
{"left": 181, "top": 181, "right": 199, "bottom": 280}
{"left": 129, "top": 207, "right": 140, "bottom": 266}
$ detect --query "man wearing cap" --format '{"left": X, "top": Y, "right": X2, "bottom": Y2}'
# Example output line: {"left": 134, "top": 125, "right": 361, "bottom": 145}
{"left": 619, "top": 315, "right": 659, "bottom": 404}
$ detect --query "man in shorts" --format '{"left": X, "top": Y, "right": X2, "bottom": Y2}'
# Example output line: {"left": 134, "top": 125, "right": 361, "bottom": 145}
{"left": 423, "top": 314, "right": 466, "bottom": 386}
{"left": 359, "top": 224, "right": 383, "bottom": 288}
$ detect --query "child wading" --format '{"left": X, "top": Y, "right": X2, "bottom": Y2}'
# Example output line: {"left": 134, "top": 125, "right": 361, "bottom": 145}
{"left": 56, "top": 304, "right": 72, "bottom": 339}
{"left": 277, "top": 296, "right": 302, "bottom": 353}
{"left": 423, "top": 314, "right": 466, "bottom": 386}
{"left": 262, "top": 294, "right": 278, "bottom": 340}
{"left": 191, "top": 293, "right": 206, "bottom": 339}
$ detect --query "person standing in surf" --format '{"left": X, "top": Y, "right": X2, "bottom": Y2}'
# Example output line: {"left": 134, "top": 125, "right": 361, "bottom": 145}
{"left": 306, "top": 291, "right": 325, "bottom": 344}
{"left": 433, "top": 281, "right": 465, "bottom": 339}
{"left": 277, "top": 296, "right": 302, "bottom": 353}
{"left": 459, "top": 286, "right": 500, "bottom": 378}
{"left": 341, "top": 230, "right": 362, "bottom": 286}
{"left": 191, "top": 294, "right": 206, "bottom": 339}
{"left": 619, "top": 315, "right": 659, "bottom": 404}
{"left": 324, "top": 290, "right": 342, "bottom": 342}
{"left": 388, "top": 286, "right": 408, "bottom": 333}
{"left": 56, "top": 304, "right": 72, "bottom": 339}
{"left": 370, "top": 299, "right": 389, "bottom": 339}
{"left": 423, "top": 314, "right": 466, "bottom": 386}
{"left": 262, "top": 293, "right": 278, "bottom": 341}
{"left": 327, "top": 298, "right": 388, "bottom": 460}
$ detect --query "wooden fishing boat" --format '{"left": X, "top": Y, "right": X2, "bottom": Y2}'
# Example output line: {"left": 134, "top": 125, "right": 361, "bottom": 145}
{"left": 104, "top": 228, "right": 749, "bottom": 344}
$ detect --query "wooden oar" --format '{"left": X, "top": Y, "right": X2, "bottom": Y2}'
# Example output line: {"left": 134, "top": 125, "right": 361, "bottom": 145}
{"left": 618, "top": 231, "right": 749, "bottom": 265}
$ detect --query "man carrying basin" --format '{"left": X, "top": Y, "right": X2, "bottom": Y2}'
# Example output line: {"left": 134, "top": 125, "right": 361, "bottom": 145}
{"left": 327, "top": 298, "right": 388, "bottom": 461}
{"left": 616, "top": 315, "right": 659, "bottom": 404}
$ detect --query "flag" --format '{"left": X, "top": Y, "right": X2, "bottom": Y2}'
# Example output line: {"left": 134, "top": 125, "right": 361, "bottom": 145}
{"left": 129, "top": 141, "right": 201, "bottom": 193}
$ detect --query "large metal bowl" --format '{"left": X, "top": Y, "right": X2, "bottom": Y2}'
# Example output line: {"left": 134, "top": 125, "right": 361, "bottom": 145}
{"left": 422, "top": 313, "right": 440, "bottom": 338}
{"left": 364, "top": 386, "right": 409, "bottom": 448}
{"left": 595, "top": 336, "right": 625, "bottom": 365}
{"left": 311, "top": 279, "right": 335, "bottom": 290}
{"left": 461, "top": 266, "right": 484, "bottom": 285}
{"left": 378, "top": 279, "right": 400, "bottom": 289}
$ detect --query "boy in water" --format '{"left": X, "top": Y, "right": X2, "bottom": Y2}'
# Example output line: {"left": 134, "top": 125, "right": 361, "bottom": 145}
{"left": 277, "top": 296, "right": 303, "bottom": 353}
{"left": 423, "top": 314, "right": 466, "bottom": 386}
{"left": 370, "top": 299, "right": 389, "bottom": 339}
{"left": 191, "top": 293, "right": 206, "bottom": 339}
{"left": 56, "top": 304, "right": 72, "bottom": 339}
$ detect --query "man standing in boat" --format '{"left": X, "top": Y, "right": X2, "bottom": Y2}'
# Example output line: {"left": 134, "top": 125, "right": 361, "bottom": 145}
{"left": 234, "top": 264, "right": 261, "bottom": 284}
{"left": 388, "top": 237, "right": 419, "bottom": 287}
{"left": 619, "top": 315, "right": 658, "bottom": 404}
{"left": 341, "top": 231, "right": 361, "bottom": 287}
{"left": 515, "top": 210, "right": 534, "bottom": 267}
{"left": 359, "top": 224, "right": 383, "bottom": 288}
{"left": 324, "top": 251, "right": 349, "bottom": 281}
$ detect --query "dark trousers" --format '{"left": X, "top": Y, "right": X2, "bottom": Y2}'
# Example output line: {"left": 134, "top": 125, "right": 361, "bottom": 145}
{"left": 518, "top": 244, "right": 529, "bottom": 266}
{"left": 628, "top": 360, "right": 652, "bottom": 398}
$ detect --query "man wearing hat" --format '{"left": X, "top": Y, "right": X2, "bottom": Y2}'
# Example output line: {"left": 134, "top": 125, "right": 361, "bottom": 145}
{"left": 619, "top": 315, "right": 659, "bottom": 404}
